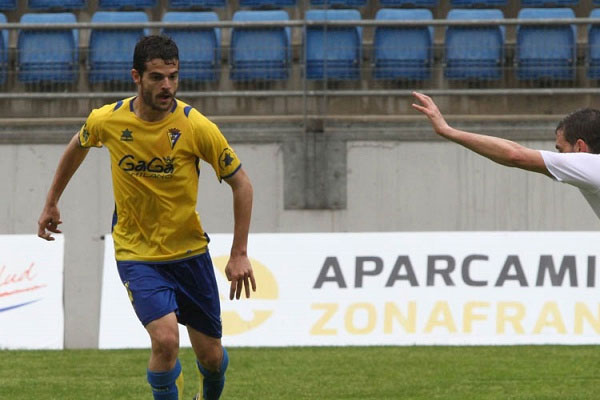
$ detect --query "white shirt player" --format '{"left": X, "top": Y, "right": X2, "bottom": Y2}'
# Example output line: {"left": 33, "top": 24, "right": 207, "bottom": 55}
{"left": 411, "top": 91, "right": 600, "bottom": 223}
{"left": 540, "top": 150, "right": 600, "bottom": 219}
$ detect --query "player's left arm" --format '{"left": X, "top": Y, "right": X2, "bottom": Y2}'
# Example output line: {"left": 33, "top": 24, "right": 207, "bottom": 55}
{"left": 223, "top": 167, "right": 256, "bottom": 300}
{"left": 412, "top": 91, "right": 552, "bottom": 177}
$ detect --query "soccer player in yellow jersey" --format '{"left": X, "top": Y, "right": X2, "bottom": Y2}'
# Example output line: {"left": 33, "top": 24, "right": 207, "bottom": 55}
{"left": 37, "top": 35, "right": 255, "bottom": 400}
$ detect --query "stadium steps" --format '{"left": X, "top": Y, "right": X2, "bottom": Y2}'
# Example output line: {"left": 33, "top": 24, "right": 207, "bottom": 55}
{"left": 0, "top": 114, "right": 566, "bottom": 145}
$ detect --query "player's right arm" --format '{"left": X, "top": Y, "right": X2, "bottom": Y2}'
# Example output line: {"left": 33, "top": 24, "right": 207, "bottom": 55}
{"left": 38, "top": 132, "right": 90, "bottom": 241}
{"left": 412, "top": 91, "right": 552, "bottom": 178}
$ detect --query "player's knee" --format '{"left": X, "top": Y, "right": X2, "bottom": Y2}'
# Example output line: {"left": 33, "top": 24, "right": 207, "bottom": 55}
{"left": 151, "top": 330, "right": 180, "bottom": 360}
{"left": 197, "top": 347, "right": 223, "bottom": 372}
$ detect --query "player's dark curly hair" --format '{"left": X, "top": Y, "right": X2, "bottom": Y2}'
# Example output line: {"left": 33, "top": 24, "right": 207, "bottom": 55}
{"left": 133, "top": 35, "right": 179, "bottom": 76}
{"left": 556, "top": 108, "right": 600, "bottom": 154}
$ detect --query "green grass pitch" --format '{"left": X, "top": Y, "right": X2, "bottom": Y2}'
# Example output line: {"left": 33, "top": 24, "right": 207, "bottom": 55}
{"left": 1, "top": 345, "right": 598, "bottom": 399}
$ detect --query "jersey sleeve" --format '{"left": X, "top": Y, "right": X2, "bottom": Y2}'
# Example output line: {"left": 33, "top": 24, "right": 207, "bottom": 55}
{"left": 190, "top": 109, "right": 242, "bottom": 181}
{"left": 540, "top": 150, "right": 600, "bottom": 193}
{"left": 78, "top": 108, "right": 103, "bottom": 148}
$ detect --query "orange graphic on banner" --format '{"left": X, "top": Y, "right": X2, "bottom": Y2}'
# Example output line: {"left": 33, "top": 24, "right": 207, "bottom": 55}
{"left": 212, "top": 256, "right": 278, "bottom": 335}
{"left": 0, "top": 285, "right": 47, "bottom": 298}
{"left": 0, "top": 262, "right": 44, "bottom": 298}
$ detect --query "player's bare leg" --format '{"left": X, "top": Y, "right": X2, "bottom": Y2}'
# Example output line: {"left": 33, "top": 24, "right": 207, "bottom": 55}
{"left": 188, "top": 326, "right": 228, "bottom": 400}
{"left": 146, "top": 312, "right": 184, "bottom": 399}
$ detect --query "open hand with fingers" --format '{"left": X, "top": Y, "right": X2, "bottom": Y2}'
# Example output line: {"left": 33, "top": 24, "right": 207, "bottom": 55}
{"left": 411, "top": 91, "right": 452, "bottom": 136}
{"left": 37, "top": 204, "right": 62, "bottom": 241}
{"left": 225, "top": 255, "right": 257, "bottom": 300}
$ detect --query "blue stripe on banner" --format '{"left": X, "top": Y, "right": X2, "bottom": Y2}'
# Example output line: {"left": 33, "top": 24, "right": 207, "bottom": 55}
{"left": 0, "top": 299, "right": 41, "bottom": 313}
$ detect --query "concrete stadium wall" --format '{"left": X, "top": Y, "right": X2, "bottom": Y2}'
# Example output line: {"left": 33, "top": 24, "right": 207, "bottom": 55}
{"left": 1, "top": 120, "right": 599, "bottom": 348}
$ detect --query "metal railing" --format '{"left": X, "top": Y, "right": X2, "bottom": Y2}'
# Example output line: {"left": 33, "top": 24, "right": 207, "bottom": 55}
{"left": 1, "top": 17, "right": 600, "bottom": 119}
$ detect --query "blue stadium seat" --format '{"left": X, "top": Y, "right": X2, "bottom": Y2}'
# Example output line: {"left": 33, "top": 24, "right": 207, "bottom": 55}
{"left": 18, "top": 13, "right": 78, "bottom": 83}
{"left": 230, "top": 10, "right": 291, "bottom": 81}
{"left": 89, "top": 11, "right": 148, "bottom": 83}
{"left": 588, "top": 9, "right": 600, "bottom": 79}
{"left": 305, "top": 9, "right": 362, "bottom": 80}
{"left": 0, "top": 0, "right": 15, "bottom": 10}
{"left": 451, "top": 0, "right": 506, "bottom": 6}
{"left": 162, "top": 12, "right": 220, "bottom": 82}
{"left": 373, "top": 9, "right": 433, "bottom": 80}
{"left": 521, "top": 0, "right": 578, "bottom": 6}
{"left": 239, "top": 0, "right": 295, "bottom": 7}
{"left": 98, "top": 0, "right": 156, "bottom": 9}
{"left": 169, "top": 0, "right": 226, "bottom": 8}
{"left": 0, "top": 13, "right": 7, "bottom": 84}
{"left": 444, "top": 9, "right": 505, "bottom": 80}
{"left": 28, "top": 0, "right": 86, "bottom": 9}
{"left": 311, "top": 0, "right": 366, "bottom": 7}
{"left": 379, "top": 0, "right": 437, "bottom": 7}
{"left": 516, "top": 8, "right": 576, "bottom": 80}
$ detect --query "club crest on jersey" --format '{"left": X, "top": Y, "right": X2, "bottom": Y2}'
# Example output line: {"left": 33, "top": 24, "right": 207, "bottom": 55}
{"left": 167, "top": 128, "right": 181, "bottom": 149}
{"left": 121, "top": 128, "right": 133, "bottom": 141}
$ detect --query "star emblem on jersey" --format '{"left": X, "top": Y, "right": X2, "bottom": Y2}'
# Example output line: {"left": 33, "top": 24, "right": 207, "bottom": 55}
{"left": 219, "top": 148, "right": 236, "bottom": 169}
{"left": 167, "top": 128, "right": 181, "bottom": 149}
{"left": 120, "top": 128, "right": 133, "bottom": 141}
{"left": 82, "top": 123, "right": 89, "bottom": 142}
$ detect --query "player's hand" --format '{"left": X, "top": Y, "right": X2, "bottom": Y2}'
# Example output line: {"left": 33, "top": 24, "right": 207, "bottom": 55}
{"left": 225, "top": 254, "right": 257, "bottom": 300}
{"left": 37, "top": 204, "right": 62, "bottom": 241}
{"left": 411, "top": 91, "right": 451, "bottom": 136}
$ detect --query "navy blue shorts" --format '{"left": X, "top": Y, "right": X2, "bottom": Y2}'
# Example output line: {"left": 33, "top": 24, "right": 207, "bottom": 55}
{"left": 116, "top": 252, "right": 222, "bottom": 338}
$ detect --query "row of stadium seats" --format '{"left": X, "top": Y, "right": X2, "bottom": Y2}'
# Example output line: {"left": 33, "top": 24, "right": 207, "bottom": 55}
{"left": 0, "top": 0, "right": 599, "bottom": 10}
{"left": 1, "top": 8, "right": 598, "bottom": 84}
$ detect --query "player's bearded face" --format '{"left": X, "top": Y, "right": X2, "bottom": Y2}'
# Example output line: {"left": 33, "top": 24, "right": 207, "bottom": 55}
{"left": 140, "top": 59, "right": 179, "bottom": 112}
